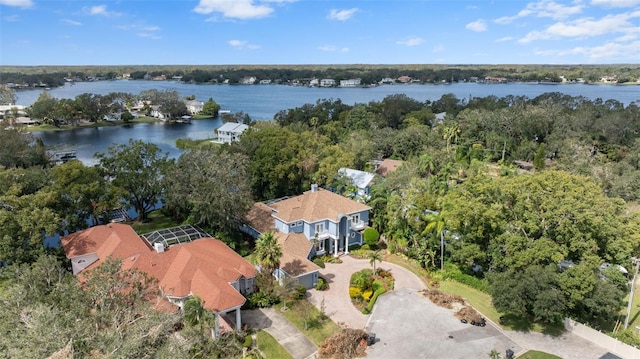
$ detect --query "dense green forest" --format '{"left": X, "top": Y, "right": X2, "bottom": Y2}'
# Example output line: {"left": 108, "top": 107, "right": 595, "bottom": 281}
{"left": 1, "top": 90, "right": 639, "bottom": 355}
{"left": 1, "top": 64, "right": 639, "bottom": 87}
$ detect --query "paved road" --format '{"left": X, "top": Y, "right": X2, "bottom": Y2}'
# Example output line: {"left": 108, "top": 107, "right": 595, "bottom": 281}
{"left": 243, "top": 307, "right": 317, "bottom": 359}
{"left": 367, "top": 288, "right": 522, "bottom": 359}
{"left": 307, "top": 255, "right": 426, "bottom": 329}
{"left": 306, "top": 254, "right": 619, "bottom": 359}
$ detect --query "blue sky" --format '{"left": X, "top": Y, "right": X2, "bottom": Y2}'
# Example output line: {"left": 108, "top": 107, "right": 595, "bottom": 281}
{"left": 1, "top": 0, "right": 638, "bottom": 65}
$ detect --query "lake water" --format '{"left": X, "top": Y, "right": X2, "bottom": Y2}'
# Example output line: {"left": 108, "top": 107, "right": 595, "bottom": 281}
{"left": 19, "top": 80, "right": 639, "bottom": 164}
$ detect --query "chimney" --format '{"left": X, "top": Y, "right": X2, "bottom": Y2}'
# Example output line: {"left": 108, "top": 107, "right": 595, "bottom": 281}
{"left": 311, "top": 184, "right": 318, "bottom": 192}
{"left": 154, "top": 242, "right": 165, "bottom": 253}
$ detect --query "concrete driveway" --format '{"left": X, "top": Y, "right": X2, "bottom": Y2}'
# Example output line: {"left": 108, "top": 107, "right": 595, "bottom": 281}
{"left": 366, "top": 288, "right": 522, "bottom": 359}
{"left": 306, "top": 255, "right": 426, "bottom": 329}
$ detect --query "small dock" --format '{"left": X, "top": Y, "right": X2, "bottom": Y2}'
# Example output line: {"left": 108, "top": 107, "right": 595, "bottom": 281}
{"left": 48, "top": 150, "right": 77, "bottom": 165}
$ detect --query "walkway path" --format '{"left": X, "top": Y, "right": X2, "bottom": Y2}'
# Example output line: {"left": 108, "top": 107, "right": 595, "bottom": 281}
{"left": 306, "top": 255, "right": 426, "bottom": 329}
{"left": 242, "top": 307, "right": 317, "bottom": 359}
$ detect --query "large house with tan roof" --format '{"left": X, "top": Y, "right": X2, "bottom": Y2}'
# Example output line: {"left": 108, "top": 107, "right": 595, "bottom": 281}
{"left": 244, "top": 185, "right": 371, "bottom": 288}
{"left": 62, "top": 223, "right": 257, "bottom": 335}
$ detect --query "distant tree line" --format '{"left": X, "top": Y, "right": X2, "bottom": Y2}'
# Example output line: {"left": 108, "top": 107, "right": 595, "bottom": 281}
{"left": 2, "top": 64, "right": 638, "bottom": 87}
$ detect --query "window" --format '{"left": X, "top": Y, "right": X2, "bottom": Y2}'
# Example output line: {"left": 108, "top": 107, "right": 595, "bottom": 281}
{"left": 350, "top": 214, "right": 360, "bottom": 224}
{"left": 317, "top": 237, "right": 325, "bottom": 252}
{"left": 290, "top": 223, "right": 296, "bottom": 228}
{"left": 77, "top": 259, "right": 86, "bottom": 264}
{"left": 315, "top": 223, "right": 324, "bottom": 234}
{"left": 296, "top": 221, "right": 303, "bottom": 227}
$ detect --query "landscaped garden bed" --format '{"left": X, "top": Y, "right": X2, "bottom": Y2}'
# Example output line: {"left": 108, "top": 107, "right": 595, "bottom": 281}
{"left": 349, "top": 268, "right": 395, "bottom": 314}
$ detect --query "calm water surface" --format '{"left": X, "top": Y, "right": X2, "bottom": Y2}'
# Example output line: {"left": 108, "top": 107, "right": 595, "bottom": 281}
{"left": 19, "top": 81, "right": 639, "bottom": 164}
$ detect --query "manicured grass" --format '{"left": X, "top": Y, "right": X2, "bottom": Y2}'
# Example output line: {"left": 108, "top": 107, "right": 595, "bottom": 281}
{"left": 130, "top": 210, "right": 180, "bottom": 234}
{"left": 517, "top": 350, "right": 562, "bottom": 359}
{"left": 278, "top": 299, "right": 340, "bottom": 346}
{"left": 438, "top": 280, "right": 563, "bottom": 335}
{"left": 256, "top": 330, "right": 293, "bottom": 359}
{"left": 383, "top": 253, "right": 432, "bottom": 288}
{"left": 175, "top": 137, "right": 218, "bottom": 150}
{"left": 619, "top": 281, "right": 640, "bottom": 330}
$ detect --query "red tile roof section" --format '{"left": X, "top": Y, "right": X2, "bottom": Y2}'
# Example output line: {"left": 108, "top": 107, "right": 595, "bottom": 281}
{"left": 62, "top": 224, "right": 257, "bottom": 313}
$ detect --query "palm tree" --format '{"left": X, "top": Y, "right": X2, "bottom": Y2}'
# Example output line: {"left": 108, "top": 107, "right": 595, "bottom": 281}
{"left": 255, "top": 231, "right": 282, "bottom": 274}
{"left": 423, "top": 211, "right": 446, "bottom": 271}
{"left": 184, "top": 295, "right": 216, "bottom": 335}
{"left": 442, "top": 124, "right": 460, "bottom": 152}
{"left": 368, "top": 250, "right": 383, "bottom": 273}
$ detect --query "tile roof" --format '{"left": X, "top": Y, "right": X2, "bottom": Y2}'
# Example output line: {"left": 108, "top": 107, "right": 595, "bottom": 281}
{"left": 269, "top": 188, "right": 370, "bottom": 223}
{"left": 62, "top": 224, "right": 257, "bottom": 313}
{"left": 375, "top": 159, "right": 404, "bottom": 177}
{"left": 275, "top": 232, "right": 321, "bottom": 277}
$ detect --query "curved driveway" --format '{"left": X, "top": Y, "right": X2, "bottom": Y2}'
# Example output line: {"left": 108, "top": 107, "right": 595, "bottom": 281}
{"left": 306, "top": 255, "right": 426, "bottom": 329}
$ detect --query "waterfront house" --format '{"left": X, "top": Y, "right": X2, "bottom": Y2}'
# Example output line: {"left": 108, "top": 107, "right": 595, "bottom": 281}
{"left": 184, "top": 100, "right": 204, "bottom": 115}
{"left": 320, "top": 79, "right": 336, "bottom": 87}
{"left": 243, "top": 185, "right": 371, "bottom": 288}
{"left": 214, "top": 122, "right": 249, "bottom": 144}
{"left": 62, "top": 223, "right": 257, "bottom": 336}
{"left": 340, "top": 78, "right": 361, "bottom": 87}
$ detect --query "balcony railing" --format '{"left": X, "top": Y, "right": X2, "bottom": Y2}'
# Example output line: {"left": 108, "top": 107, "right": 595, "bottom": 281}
{"left": 350, "top": 221, "right": 366, "bottom": 230}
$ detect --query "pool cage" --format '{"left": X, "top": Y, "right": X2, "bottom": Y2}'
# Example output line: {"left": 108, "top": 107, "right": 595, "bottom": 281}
{"left": 141, "top": 224, "right": 211, "bottom": 249}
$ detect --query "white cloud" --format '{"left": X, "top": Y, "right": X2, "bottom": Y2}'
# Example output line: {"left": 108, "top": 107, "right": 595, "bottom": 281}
{"left": 535, "top": 41, "right": 640, "bottom": 61}
{"left": 327, "top": 8, "right": 358, "bottom": 21}
{"left": 194, "top": 0, "right": 274, "bottom": 19}
{"left": 0, "top": 0, "right": 32, "bottom": 8}
{"left": 494, "top": 0, "right": 583, "bottom": 24}
{"left": 137, "top": 32, "right": 162, "bottom": 40}
{"left": 591, "top": 0, "right": 640, "bottom": 7}
{"left": 84, "top": 5, "right": 122, "bottom": 17}
{"left": 518, "top": 11, "right": 640, "bottom": 43}
{"left": 228, "top": 39, "right": 260, "bottom": 49}
{"left": 496, "top": 36, "right": 514, "bottom": 42}
{"left": 396, "top": 37, "right": 424, "bottom": 46}
{"left": 466, "top": 19, "right": 487, "bottom": 32}
{"left": 317, "top": 45, "right": 349, "bottom": 52}
{"left": 432, "top": 44, "right": 444, "bottom": 53}
{"left": 62, "top": 19, "right": 82, "bottom": 26}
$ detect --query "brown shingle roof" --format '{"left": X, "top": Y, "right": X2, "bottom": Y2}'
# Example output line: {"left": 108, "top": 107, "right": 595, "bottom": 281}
{"left": 245, "top": 202, "right": 276, "bottom": 233}
{"left": 62, "top": 225, "right": 257, "bottom": 313}
{"left": 275, "top": 232, "right": 320, "bottom": 277}
{"left": 375, "top": 159, "right": 403, "bottom": 177}
{"left": 269, "top": 188, "right": 370, "bottom": 223}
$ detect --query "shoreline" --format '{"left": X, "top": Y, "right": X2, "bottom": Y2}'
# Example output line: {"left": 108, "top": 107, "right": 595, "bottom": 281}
{"left": 23, "top": 115, "right": 217, "bottom": 132}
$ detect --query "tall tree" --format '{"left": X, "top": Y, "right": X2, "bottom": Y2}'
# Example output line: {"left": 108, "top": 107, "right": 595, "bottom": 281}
{"left": 422, "top": 210, "right": 446, "bottom": 271}
{"left": 163, "top": 148, "right": 252, "bottom": 232}
{"left": 255, "top": 231, "right": 282, "bottom": 274}
{"left": 95, "top": 140, "right": 171, "bottom": 222}
{"left": 47, "top": 160, "right": 120, "bottom": 230}
{"left": 201, "top": 98, "right": 221, "bottom": 117}
{"left": 0, "top": 85, "right": 16, "bottom": 105}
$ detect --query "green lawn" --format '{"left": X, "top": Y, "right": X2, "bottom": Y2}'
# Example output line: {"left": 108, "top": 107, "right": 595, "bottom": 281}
{"left": 25, "top": 117, "right": 162, "bottom": 132}
{"left": 438, "top": 280, "right": 563, "bottom": 335}
{"left": 619, "top": 282, "right": 640, "bottom": 330}
{"left": 256, "top": 330, "right": 293, "bottom": 359}
{"left": 517, "top": 350, "right": 562, "bottom": 359}
{"left": 130, "top": 210, "right": 180, "bottom": 234}
{"left": 278, "top": 299, "right": 340, "bottom": 346}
